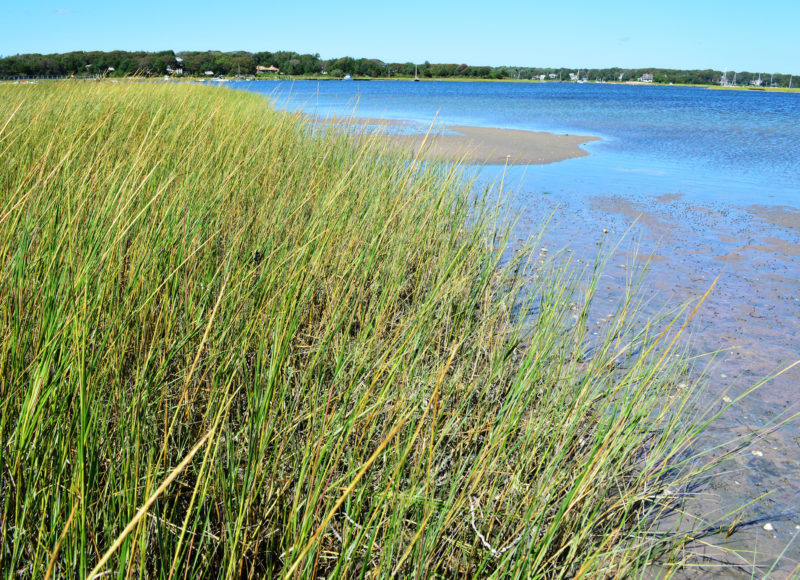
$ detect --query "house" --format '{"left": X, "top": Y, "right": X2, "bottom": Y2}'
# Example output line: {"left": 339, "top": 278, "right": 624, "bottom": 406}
{"left": 256, "top": 65, "right": 280, "bottom": 74}
{"left": 204, "top": 71, "right": 214, "bottom": 76}
{"left": 548, "top": 73, "right": 557, "bottom": 79}
{"left": 639, "top": 73, "right": 654, "bottom": 82}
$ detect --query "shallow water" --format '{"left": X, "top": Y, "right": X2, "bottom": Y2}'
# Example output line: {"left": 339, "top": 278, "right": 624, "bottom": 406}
{"left": 231, "top": 80, "right": 800, "bottom": 572}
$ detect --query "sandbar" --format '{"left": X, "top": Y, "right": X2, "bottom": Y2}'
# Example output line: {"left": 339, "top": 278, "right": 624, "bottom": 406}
{"left": 317, "top": 117, "right": 600, "bottom": 165}
{"left": 386, "top": 126, "right": 600, "bottom": 165}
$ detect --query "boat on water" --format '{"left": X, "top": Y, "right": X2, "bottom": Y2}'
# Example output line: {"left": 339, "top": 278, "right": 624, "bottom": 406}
{"left": 414, "top": 65, "right": 420, "bottom": 82}
{"left": 342, "top": 74, "right": 353, "bottom": 81}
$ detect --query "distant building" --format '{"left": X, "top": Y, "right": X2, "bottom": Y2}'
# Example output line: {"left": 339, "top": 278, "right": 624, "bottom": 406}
{"left": 204, "top": 71, "right": 214, "bottom": 76}
{"left": 548, "top": 73, "right": 557, "bottom": 79}
{"left": 568, "top": 72, "right": 578, "bottom": 80}
{"left": 256, "top": 65, "right": 280, "bottom": 74}
{"left": 639, "top": 73, "right": 654, "bottom": 82}
{"left": 538, "top": 74, "right": 546, "bottom": 81}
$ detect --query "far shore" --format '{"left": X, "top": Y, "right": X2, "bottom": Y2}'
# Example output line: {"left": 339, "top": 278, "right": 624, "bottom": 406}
{"left": 6, "top": 76, "right": 797, "bottom": 94}
{"left": 238, "top": 77, "right": 800, "bottom": 92}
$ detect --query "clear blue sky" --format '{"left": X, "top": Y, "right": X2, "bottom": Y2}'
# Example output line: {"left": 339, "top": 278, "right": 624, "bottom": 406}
{"left": 1, "top": 0, "right": 798, "bottom": 73}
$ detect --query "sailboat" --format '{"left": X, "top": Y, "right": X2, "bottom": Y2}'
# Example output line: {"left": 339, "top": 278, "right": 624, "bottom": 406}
{"left": 414, "top": 65, "right": 420, "bottom": 82}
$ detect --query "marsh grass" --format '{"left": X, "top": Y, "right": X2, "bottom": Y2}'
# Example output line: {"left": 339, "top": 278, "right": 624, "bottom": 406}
{"left": 0, "top": 81, "right": 726, "bottom": 578}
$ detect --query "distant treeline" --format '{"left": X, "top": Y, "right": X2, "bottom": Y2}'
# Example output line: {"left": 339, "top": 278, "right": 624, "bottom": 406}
{"left": 0, "top": 50, "right": 794, "bottom": 86}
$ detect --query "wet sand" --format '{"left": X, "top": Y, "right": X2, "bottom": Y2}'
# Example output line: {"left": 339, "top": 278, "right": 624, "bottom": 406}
{"left": 508, "top": 190, "right": 800, "bottom": 576}
{"left": 318, "top": 116, "right": 599, "bottom": 165}
{"left": 385, "top": 125, "right": 599, "bottom": 165}
{"left": 748, "top": 204, "right": 800, "bottom": 232}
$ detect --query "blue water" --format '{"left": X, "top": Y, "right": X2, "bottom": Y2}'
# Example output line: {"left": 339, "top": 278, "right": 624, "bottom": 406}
{"left": 229, "top": 80, "right": 800, "bottom": 207}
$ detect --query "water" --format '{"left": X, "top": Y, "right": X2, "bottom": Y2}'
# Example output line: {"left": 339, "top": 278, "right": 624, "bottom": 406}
{"left": 231, "top": 80, "right": 800, "bottom": 206}
{"left": 231, "top": 80, "right": 800, "bottom": 573}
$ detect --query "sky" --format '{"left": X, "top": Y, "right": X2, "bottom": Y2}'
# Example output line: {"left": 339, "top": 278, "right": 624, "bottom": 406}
{"left": 1, "top": 0, "right": 798, "bottom": 73}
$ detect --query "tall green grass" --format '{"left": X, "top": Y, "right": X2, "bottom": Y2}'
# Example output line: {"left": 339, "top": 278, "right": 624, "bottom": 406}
{"left": 0, "top": 81, "right": 715, "bottom": 578}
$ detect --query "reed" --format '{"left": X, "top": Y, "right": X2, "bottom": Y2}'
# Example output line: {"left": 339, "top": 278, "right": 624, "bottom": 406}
{"left": 0, "top": 81, "right": 717, "bottom": 578}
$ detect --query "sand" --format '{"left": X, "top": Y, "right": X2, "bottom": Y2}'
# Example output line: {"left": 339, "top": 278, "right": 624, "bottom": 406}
{"left": 318, "top": 117, "right": 600, "bottom": 165}
{"left": 387, "top": 126, "right": 600, "bottom": 165}
{"left": 747, "top": 204, "right": 800, "bottom": 232}
{"left": 574, "top": 193, "right": 800, "bottom": 572}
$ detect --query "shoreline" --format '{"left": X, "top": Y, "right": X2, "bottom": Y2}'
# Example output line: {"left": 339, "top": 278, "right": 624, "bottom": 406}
{"left": 234, "top": 77, "right": 800, "bottom": 92}
{"left": 504, "top": 185, "right": 800, "bottom": 571}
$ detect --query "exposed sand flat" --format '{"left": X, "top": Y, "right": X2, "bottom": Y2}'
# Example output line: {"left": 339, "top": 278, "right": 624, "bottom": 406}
{"left": 316, "top": 116, "right": 600, "bottom": 165}
{"left": 383, "top": 125, "right": 600, "bottom": 165}
{"left": 748, "top": 204, "right": 800, "bottom": 232}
